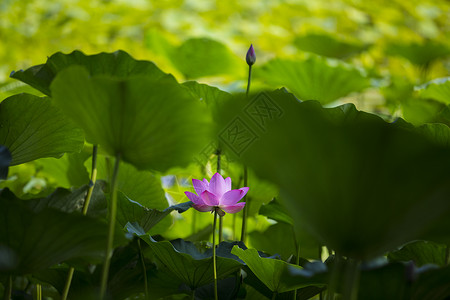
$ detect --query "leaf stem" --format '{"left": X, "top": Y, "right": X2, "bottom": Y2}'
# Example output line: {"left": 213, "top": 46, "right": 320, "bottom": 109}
{"left": 138, "top": 239, "right": 149, "bottom": 299}
{"left": 62, "top": 145, "right": 98, "bottom": 300}
{"left": 292, "top": 227, "right": 300, "bottom": 300}
{"left": 83, "top": 145, "right": 98, "bottom": 215}
{"left": 217, "top": 150, "right": 223, "bottom": 243}
{"left": 61, "top": 268, "right": 75, "bottom": 300}
{"left": 240, "top": 166, "right": 248, "bottom": 243}
{"left": 100, "top": 153, "right": 121, "bottom": 299}
{"left": 3, "top": 276, "right": 12, "bottom": 300}
{"left": 342, "top": 259, "right": 361, "bottom": 300}
{"left": 37, "top": 284, "right": 42, "bottom": 300}
{"left": 212, "top": 209, "right": 218, "bottom": 300}
{"left": 271, "top": 291, "right": 277, "bottom": 300}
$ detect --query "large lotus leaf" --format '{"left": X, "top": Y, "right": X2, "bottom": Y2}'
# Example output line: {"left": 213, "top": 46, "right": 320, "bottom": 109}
{"left": 131, "top": 232, "right": 243, "bottom": 289}
{"left": 411, "top": 265, "right": 450, "bottom": 300}
{"left": 0, "top": 189, "right": 126, "bottom": 275}
{"left": 0, "top": 94, "right": 84, "bottom": 166}
{"left": 257, "top": 57, "right": 370, "bottom": 104}
{"left": 117, "top": 192, "right": 192, "bottom": 233}
{"left": 249, "top": 222, "right": 319, "bottom": 261}
{"left": 388, "top": 240, "right": 447, "bottom": 267}
{"left": 10, "top": 50, "right": 167, "bottom": 96}
{"left": 231, "top": 246, "right": 325, "bottom": 293}
{"left": 92, "top": 156, "right": 167, "bottom": 210}
{"left": 51, "top": 66, "right": 211, "bottom": 172}
{"left": 386, "top": 41, "right": 450, "bottom": 66}
{"left": 294, "top": 33, "right": 369, "bottom": 59}
{"left": 220, "top": 90, "right": 450, "bottom": 259}
{"left": 36, "top": 151, "right": 90, "bottom": 188}
{"left": 258, "top": 198, "right": 293, "bottom": 225}
{"left": 170, "top": 38, "right": 241, "bottom": 79}
{"left": 357, "top": 262, "right": 409, "bottom": 300}
{"left": 417, "top": 77, "right": 450, "bottom": 105}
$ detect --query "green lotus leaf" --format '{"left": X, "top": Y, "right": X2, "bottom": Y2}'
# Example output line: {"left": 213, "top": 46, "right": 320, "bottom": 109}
{"left": 171, "top": 38, "right": 241, "bottom": 79}
{"left": 225, "top": 90, "right": 450, "bottom": 259}
{"left": 386, "top": 41, "right": 450, "bottom": 66}
{"left": 10, "top": 50, "right": 167, "bottom": 96}
{"left": 294, "top": 33, "right": 369, "bottom": 59}
{"left": 231, "top": 246, "right": 325, "bottom": 293}
{"left": 257, "top": 57, "right": 370, "bottom": 104}
{"left": 51, "top": 66, "right": 211, "bottom": 172}
{"left": 0, "top": 93, "right": 84, "bottom": 166}
{"left": 417, "top": 77, "right": 450, "bottom": 105}
{"left": 0, "top": 189, "right": 126, "bottom": 275}
{"left": 388, "top": 240, "right": 448, "bottom": 267}
{"left": 130, "top": 230, "right": 243, "bottom": 289}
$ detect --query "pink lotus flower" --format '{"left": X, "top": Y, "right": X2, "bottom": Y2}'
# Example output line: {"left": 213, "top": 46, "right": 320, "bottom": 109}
{"left": 185, "top": 173, "right": 249, "bottom": 215}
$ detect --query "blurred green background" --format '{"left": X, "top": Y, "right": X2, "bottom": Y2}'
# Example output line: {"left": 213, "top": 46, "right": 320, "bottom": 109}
{"left": 1, "top": 0, "right": 449, "bottom": 117}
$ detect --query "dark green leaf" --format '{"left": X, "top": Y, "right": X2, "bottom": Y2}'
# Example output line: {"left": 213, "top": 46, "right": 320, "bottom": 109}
{"left": 226, "top": 90, "right": 450, "bottom": 259}
{"left": 258, "top": 199, "right": 293, "bottom": 225}
{"left": 35, "top": 151, "right": 91, "bottom": 188}
{"left": 231, "top": 246, "right": 322, "bottom": 293}
{"left": 0, "top": 94, "right": 84, "bottom": 166}
{"left": 10, "top": 50, "right": 167, "bottom": 96}
{"left": 119, "top": 192, "right": 192, "bottom": 233}
{"left": 388, "top": 240, "right": 448, "bottom": 267}
{"left": 51, "top": 66, "right": 211, "bottom": 172}
{"left": 0, "top": 189, "right": 127, "bottom": 275}
{"left": 139, "top": 236, "right": 243, "bottom": 289}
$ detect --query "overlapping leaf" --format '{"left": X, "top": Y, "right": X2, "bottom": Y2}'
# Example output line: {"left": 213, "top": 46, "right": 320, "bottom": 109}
{"left": 51, "top": 66, "right": 211, "bottom": 172}
{"left": 10, "top": 50, "right": 167, "bottom": 96}
{"left": 218, "top": 90, "right": 450, "bottom": 259}
{"left": 258, "top": 57, "right": 370, "bottom": 104}
{"left": 0, "top": 93, "right": 84, "bottom": 166}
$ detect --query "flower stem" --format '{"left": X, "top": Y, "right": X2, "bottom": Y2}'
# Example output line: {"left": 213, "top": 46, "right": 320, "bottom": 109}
{"left": 36, "top": 284, "right": 42, "bottom": 300}
{"left": 212, "top": 209, "right": 218, "bottom": 300}
{"left": 292, "top": 227, "right": 300, "bottom": 300}
{"left": 100, "top": 153, "right": 121, "bottom": 299}
{"left": 3, "top": 275, "right": 12, "bottom": 300}
{"left": 62, "top": 145, "right": 98, "bottom": 300}
{"left": 216, "top": 150, "right": 223, "bottom": 243}
{"left": 246, "top": 65, "right": 252, "bottom": 97}
{"left": 240, "top": 166, "right": 248, "bottom": 243}
{"left": 138, "top": 239, "right": 149, "bottom": 299}
{"left": 342, "top": 259, "right": 361, "bottom": 300}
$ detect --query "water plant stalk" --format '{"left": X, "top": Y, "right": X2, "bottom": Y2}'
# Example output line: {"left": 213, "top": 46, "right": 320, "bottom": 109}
{"left": 37, "top": 284, "right": 42, "bottom": 300}
{"left": 240, "top": 166, "right": 248, "bottom": 243}
{"left": 212, "top": 209, "right": 219, "bottom": 300}
{"left": 62, "top": 145, "right": 98, "bottom": 300}
{"left": 240, "top": 51, "right": 253, "bottom": 243}
{"left": 342, "top": 259, "right": 361, "bottom": 300}
{"left": 292, "top": 227, "right": 300, "bottom": 300}
{"left": 100, "top": 153, "right": 121, "bottom": 299}
{"left": 217, "top": 150, "right": 223, "bottom": 243}
{"left": 138, "top": 239, "right": 149, "bottom": 299}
